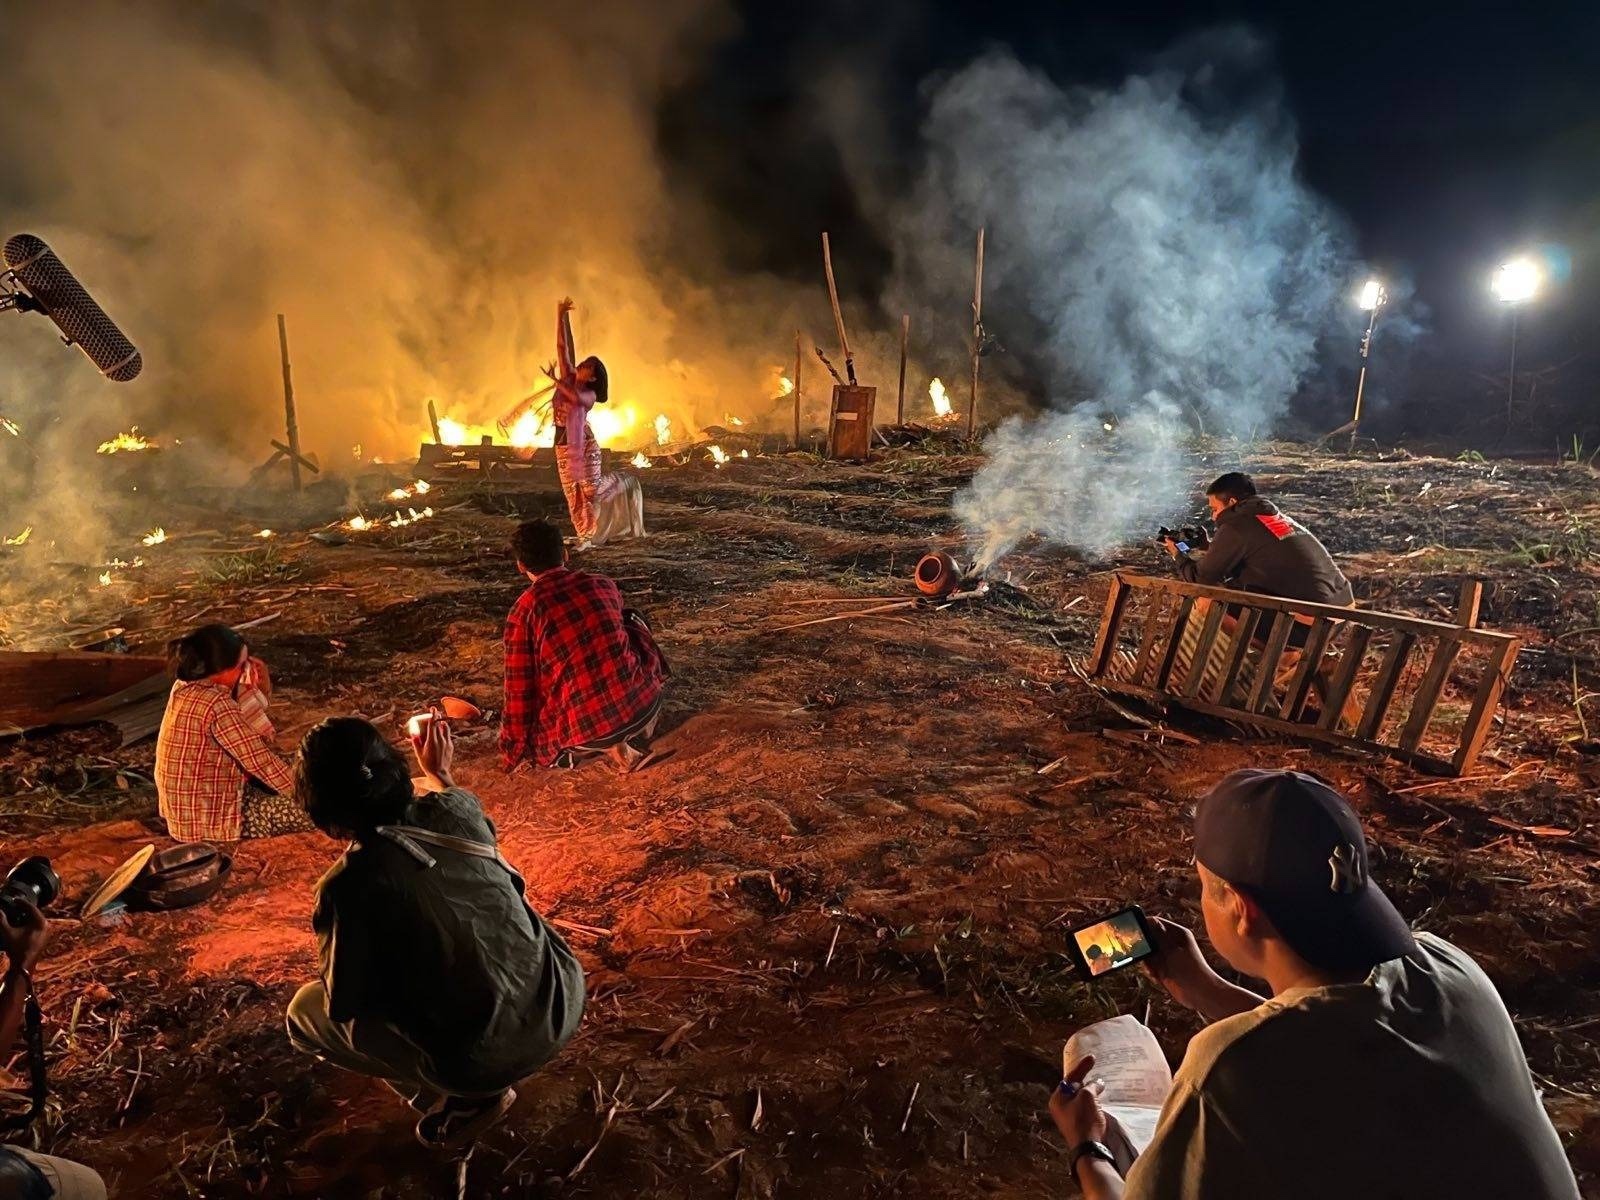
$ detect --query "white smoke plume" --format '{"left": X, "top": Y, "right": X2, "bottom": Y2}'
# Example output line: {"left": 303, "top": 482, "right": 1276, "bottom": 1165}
{"left": 888, "top": 33, "right": 1354, "bottom": 565}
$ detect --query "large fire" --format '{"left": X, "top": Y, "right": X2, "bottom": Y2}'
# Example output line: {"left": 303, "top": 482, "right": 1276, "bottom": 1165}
{"left": 655, "top": 415, "right": 672, "bottom": 445}
{"left": 435, "top": 403, "right": 645, "bottom": 450}
{"left": 98, "top": 428, "right": 154, "bottom": 454}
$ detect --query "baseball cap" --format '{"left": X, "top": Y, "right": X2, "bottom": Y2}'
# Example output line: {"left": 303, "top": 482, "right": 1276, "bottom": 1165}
{"left": 1194, "top": 769, "right": 1417, "bottom": 972}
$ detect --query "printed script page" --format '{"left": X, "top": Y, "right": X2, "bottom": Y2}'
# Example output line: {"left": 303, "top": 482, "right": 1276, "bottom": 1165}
{"left": 1063, "top": 1014, "right": 1174, "bottom": 1156}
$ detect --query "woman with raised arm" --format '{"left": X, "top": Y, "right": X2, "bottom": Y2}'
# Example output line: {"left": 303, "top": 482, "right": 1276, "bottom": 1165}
{"left": 549, "top": 298, "right": 645, "bottom": 549}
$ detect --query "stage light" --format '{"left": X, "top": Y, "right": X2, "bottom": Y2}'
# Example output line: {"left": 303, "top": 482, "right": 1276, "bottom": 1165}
{"left": 1358, "top": 279, "right": 1386, "bottom": 311}
{"left": 1491, "top": 257, "right": 1542, "bottom": 305}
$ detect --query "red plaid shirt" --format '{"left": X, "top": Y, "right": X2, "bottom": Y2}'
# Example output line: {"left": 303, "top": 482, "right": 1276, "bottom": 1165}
{"left": 500, "top": 567, "right": 669, "bottom": 768}
{"left": 155, "top": 680, "right": 296, "bottom": 841}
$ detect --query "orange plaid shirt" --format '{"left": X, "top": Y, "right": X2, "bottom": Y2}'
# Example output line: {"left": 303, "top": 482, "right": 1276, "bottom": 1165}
{"left": 155, "top": 681, "right": 296, "bottom": 841}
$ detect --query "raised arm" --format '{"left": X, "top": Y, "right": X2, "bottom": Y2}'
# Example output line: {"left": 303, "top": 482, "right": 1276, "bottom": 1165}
{"left": 556, "top": 298, "right": 577, "bottom": 379}
{"left": 211, "top": 703, "right": 296, "bottom": 795}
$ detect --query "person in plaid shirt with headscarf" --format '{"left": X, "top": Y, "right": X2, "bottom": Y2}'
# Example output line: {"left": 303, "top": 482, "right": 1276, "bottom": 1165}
{"left": 500, "top": 520, "right": 668, "bottom": 772}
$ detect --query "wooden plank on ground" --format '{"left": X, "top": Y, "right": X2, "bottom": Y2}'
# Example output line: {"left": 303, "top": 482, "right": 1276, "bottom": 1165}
{"left": 1279, "top": 619, "right": 1335, "bottom": 721}
{"left": 1152, "top": 596, "right": 1196, "bottom": 691}
{"left": 1132, "top": 592, "right": 1169, "bottom": 687}
{"left": 1182, "top": 601, "right": 1227, "bottom": 698}
{"left": 1318, "top": 625, "right": 1373, "bottom": 731}
{"left": 1399, "top": 636, "right": 1464, "bottom": 754}
{"left": 1248, "top": 614, "right": 1294, "bottom": 713}
{"left": 1210, "top": 608, "right": 1260, "bottom": 705}
{"left": 1088, "top": 576, "right": 1131, "bottom": 678}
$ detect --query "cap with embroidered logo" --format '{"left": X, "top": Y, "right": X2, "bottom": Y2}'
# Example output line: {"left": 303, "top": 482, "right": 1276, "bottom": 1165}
{"left": 1194, "top": 769, "right": 1417, "bottom": 971}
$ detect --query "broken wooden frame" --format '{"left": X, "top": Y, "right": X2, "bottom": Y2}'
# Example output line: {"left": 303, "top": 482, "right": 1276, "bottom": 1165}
{"left": 1086, "top": 573, "right": 1521, "bottom": 776}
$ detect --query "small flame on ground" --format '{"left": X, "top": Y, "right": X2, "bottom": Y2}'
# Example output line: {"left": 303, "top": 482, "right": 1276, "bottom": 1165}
{"left": 98, "top": 571, "right": 112, "bottom": 586}
{"left": 929, "top": 378, "right": 952, "bottom": 418}
{"left": 655, "top": 415, "right": 672, "bottom": 446}
{"left": 353, "top": 444, "right": 362, "bottom": 459}
{"left": 347, "top": 515, "right": 372, "bottom": 532}
{"left": 631, "top": 452, "right": 651, "bottom": 468}
{"left": 778, "top": 375, "right": 794, "bottom": 397}
{"left": 708, "top": 445, "right": 729, "bottom": 466}
{"left": 0, "top": 416, "right": 19, "bottom": 437}
{"left": 739, "top": 449, "right": 750, "bottom": 458}
{"left": 99, "top": 428, "right": 153, "bottom": 454}
{"left": 388, "top": 507, "right": 435, "bottom": 528}
{"left": 256, "top": 529, "right": 274, "bottom": 539}
{"left": 725, "top": 415, "right": 746, "bottom": 426}
{"left": 4, "top": 526, "right": 31, "bottom": 546}
{"left": 388, "top": 487, "right": 410, "bottom": 501}
{"left": 141, "top": 527, "right": 166, "bottom": 546}
{"left": 414, "top": 479, "right": 431, "bottom": 494}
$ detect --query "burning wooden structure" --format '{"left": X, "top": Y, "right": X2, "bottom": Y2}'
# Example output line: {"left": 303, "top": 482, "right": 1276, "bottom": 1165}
{"left": 1087, "top": 573, "right": 1521, "bottom": 776}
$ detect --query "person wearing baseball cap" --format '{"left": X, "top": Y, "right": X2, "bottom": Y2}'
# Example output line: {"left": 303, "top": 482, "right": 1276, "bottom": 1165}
{"left": 1050, "top": 768, "right": 1579, "bottom": 1200}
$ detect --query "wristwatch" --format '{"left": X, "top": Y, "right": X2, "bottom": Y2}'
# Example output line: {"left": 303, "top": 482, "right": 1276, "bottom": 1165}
{"left": 1067, "top": 1139, "right": 1116, "bottom": 1179}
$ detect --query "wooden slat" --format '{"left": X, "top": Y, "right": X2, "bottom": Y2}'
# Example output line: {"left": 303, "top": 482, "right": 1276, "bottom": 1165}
{"left": 1279, "top": 619, "right": 1335, "bottom": 721}
{"left": 1456, "top": 579, "right": 1483, "bottom": 628}
{"left": 1357, "top": 633, "right": 1416, "bottom": 743}
{"left": 1399, "top": 637, "right": 1464, "bottom": 754}
{"left": 1132, "top": 592, "right": 1170, "bottom": 687}
{"left": 1182, "top": 602, "right": 1228, "bottom": 698}
{"left": 1317, "top": 626, "right": 1373, "bottom": 731}
{"left": 1249, "top": 614, "right": 1295, "bottom": 713}
{"left": 1210, "top": 608, "right": 1261, "bottom": 705}
{"left": 1099, "top": 677, "right": 1457, "bottom": 776}
{"left": 1152, "top": 596, "right": 1196, "bottom": 691}
{"left": 1451, "top": 639, "right": 1521, "bottom": 773}
{"left": 1119, "top": 574, "right": 1514, "bottom": 650}
{"left": 1088, "top": 576, "right": 1132, "bottom": 678}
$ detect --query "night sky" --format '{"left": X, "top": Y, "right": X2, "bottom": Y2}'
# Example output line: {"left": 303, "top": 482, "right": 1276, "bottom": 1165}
{"left": 661, "top": 0, "right": 1600, "bottom": 435}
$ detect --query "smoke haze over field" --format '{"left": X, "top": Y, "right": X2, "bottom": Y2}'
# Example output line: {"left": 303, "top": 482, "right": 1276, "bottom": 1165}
{"left": 875, "top": 34, "right": 1357, "bottom": 564}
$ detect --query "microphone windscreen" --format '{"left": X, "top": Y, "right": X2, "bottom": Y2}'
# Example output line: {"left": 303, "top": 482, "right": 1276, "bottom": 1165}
{"left": 4, "top": 234, "right": 141, "bottom": 381}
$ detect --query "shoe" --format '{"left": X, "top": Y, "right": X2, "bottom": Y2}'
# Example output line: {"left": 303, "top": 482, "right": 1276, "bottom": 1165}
{"left": 415, "top": 1088, "right": 516, "bottom": 1149}
{"left": 383, "top": 1078, "right": 442, "bottom": 1114}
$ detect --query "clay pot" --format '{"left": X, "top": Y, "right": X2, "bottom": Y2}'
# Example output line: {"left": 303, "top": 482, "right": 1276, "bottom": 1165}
{"left": 914, "top": 552, "right": 963, "bottom": 598}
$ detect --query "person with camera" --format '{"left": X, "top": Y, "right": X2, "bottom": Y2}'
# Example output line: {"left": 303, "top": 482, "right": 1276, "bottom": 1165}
{"left": 155, "top": 623, "right": 313, "bottom": 841}
{"left": 0, "top": 902, "right": 106, "bottom": 1199}
{"left": 1164, "top": 471, "right": 1351, "bottom": 609}
{"left": 286, "top": 713, "right": 585, "bottom": 1149}
{"left": 500, "top": 519, "right": 669, "bottom": 773}
{"left": 1047, "top": 769, "right": 1579, "bottom": 1200}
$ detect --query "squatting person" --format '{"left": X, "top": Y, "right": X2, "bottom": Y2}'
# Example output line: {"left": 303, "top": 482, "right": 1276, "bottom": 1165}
{"left": 1049, "top": 767, "right": 1580, "bottom": 1200}
{"left": 286, "top": 715, "right": 585, "bottom": 1148}
{"left": 154, "top": 623, "right": 313, "bottom": 841}
{"left": 500, "top": 518, "right": 670, "bottom": 773}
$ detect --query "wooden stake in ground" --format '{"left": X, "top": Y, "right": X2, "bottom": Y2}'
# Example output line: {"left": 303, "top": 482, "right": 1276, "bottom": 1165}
{"left": 897, "top": 313, "right": 909, "bottom": 424}
{"left": 793, "top": 329, "right": 803, "bottom": 449}
{"left": 277, "top": 313, "right": 303, "bottom": 491}
{"left": 967, "top": 228, "right": 984, "bottom": 441}
{"left": 426, "top": 397, "right": 443, "bottom": 445}
{"left": 821, "top": 232, "right": 855, "bottom": 385}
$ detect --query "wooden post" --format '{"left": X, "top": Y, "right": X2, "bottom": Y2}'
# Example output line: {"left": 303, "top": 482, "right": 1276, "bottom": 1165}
{"left": 277, "top": 313, "right": 302, "bottom": 492}
{"left": 821, "top": 232, "right": 855, "bottom": 385}
{"left": 897, "top": 313, "right": 909, "bottom": 425}
{"left": 967, "top": 227, "right": 984, "bottom": 440}
{"left": 1456, "top": 579, "right": 1484, "bottom": 628}
{"left": 793, "top": 330, "right": 803, "bottom": 450}
{"left": 426, "top": 398, "right": 442, "bottom": 445}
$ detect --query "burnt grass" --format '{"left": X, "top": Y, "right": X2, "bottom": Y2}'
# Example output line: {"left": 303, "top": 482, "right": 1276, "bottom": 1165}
{"left": 1, "top": 443, "right": 1598, "bottom": 1198}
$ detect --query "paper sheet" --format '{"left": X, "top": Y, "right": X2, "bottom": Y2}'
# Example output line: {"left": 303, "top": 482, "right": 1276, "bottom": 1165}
{"left": 1063, "top": 1013, "right": 1174, "bottom": 1163}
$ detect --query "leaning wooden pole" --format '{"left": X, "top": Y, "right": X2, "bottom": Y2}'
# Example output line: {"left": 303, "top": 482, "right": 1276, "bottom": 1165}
{"left": 793, "top": 330, "right": 803, "bottom": 449}
{"left": 426, "top": 397, "right": 443, "bottom": 445}
{"left": 967, "top": 228, "right": 984, "bottom": 441}
{"left": 897, "top": 313, "right": 909, "bottom": 424}
{"left": 277, "top": 313, "right": 302, "bottom": 491}
{"left": 821, "top": 232, "right": 855, "bottom": 385}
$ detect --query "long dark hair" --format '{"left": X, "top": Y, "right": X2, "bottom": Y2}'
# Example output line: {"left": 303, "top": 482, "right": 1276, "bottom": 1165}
{"left": 167, "top": 624, "right": 247, "bottom": 681}
{"left": 579, "top": 355, "right": 609, "bottom": 404}
{"left": 294, "top": 717, "right": 413, "bottom": 838}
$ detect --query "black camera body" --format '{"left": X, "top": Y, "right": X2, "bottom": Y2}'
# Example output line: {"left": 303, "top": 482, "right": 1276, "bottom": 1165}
{"left": 0, "top": 857, "right": 60, "bottom": 926}
{"left": 1158, "top": 525, "right": 1210, "bottom": 551}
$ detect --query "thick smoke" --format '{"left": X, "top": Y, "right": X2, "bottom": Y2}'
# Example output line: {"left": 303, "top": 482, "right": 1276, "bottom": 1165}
{"left": 886, "top": 34, "right": 1354, "bottom": 565}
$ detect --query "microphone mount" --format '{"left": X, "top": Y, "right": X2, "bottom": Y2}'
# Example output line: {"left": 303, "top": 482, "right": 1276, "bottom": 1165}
{"left": 0, "top": 271, "right": 45, "bottom": 316}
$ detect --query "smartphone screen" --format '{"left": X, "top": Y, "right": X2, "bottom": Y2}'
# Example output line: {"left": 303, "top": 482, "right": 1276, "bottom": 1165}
{"left": 1069, "top": 906, "right": 1156, "bottom": 978}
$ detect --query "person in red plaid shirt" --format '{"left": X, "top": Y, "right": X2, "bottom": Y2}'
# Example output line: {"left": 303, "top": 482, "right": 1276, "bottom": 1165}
{"left": 154, "top": 624, "right": 313, "bottom": 841}
{"left": 500, "top": 520, "right": 669, "bottom": 772}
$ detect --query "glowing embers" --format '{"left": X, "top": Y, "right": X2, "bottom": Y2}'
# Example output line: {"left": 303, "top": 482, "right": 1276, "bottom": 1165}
{"left": 98, "top": 427, "right": 154, "bottom": 454}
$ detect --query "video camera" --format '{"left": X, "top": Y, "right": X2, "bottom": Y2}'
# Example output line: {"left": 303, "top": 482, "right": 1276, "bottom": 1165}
{"left": 0, "top": 857, "right": 58, "bottom": 1134}
{"left": 1157, "top": 525, "right": 1210, "bottom": 553}
{"left": 0, "top": 857, "right": 58, "bottom": 927}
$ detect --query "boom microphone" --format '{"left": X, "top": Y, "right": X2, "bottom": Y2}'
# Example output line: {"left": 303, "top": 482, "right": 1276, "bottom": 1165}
{"left": 2, "top": 234, "right": 141, "bottom": 381}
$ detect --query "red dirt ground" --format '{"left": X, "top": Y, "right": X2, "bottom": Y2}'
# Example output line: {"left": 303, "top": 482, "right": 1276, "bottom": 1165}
{"left": 1, "top": 444, "right": 1597, "bottom": 1197}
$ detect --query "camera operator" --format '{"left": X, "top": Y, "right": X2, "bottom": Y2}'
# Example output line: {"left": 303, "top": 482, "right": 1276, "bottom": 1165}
{"left": 1046, "top": 769, "right": 1579, "bottom": 1200}
{"left": 0, "top": 904, "right": 105, "bottom": 1199}
{"left": 1165, "top": 472, "right": 1352, "bottom": 611}
{"left": 285, "top": 713, "right": 585, "bottom": 1150}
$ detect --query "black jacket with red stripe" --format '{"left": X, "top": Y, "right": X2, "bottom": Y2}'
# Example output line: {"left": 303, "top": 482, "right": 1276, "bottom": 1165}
{"left": 1176, "top": 496, "right": 1353, "bottom": 606}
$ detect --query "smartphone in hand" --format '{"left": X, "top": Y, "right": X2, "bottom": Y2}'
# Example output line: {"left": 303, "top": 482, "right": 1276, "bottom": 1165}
{"left": 1066, "top": 905, "right": 1157, "bottom": 979}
